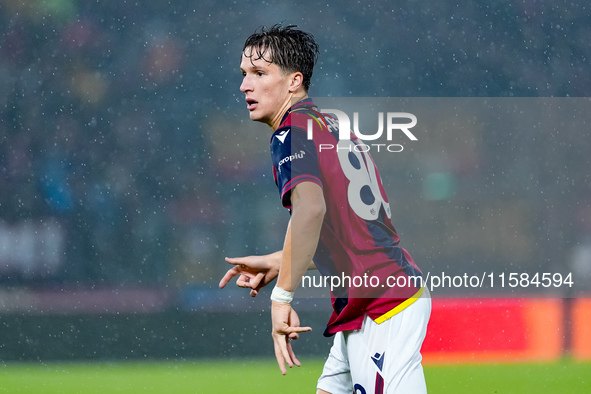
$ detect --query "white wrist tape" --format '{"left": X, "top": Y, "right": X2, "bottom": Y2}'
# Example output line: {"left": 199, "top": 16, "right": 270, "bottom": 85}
{"left": 270, "top": 286, "right": 294, "bottom": 304}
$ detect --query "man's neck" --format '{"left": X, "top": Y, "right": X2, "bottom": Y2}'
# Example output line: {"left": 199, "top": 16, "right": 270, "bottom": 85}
{"left": 268, "top": 94, "right": 309, "bottom": 130}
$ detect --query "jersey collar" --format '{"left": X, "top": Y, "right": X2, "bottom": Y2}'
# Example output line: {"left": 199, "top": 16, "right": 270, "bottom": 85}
{"left": 278, "top": 98, "right": 318, "bottom": 128}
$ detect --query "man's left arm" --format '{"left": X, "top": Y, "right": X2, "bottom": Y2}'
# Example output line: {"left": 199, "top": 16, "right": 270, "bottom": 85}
{"left": 271, "top": 181, "right": 326, "bottom": 375}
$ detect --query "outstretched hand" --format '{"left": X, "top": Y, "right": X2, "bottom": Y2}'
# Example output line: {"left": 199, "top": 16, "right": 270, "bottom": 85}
{"left": 271, "top": 301, "right": 312, "bottom": 375}
{"left": 218, "top": 253, "right": 280, "bottom": 297}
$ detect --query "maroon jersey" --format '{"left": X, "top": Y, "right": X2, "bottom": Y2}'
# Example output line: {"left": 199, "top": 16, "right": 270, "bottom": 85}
{"left": 271, "top": 99, "right": 423, "bottom": 336}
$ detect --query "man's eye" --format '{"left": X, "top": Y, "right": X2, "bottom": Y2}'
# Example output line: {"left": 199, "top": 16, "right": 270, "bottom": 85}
{"left": 257, "top": 71, "right": 264, "bottom": 76}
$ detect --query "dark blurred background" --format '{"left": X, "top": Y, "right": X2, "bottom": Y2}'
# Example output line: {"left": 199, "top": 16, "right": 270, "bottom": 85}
{"left": 1, "top": 0, "right": 590, "bottom": 361}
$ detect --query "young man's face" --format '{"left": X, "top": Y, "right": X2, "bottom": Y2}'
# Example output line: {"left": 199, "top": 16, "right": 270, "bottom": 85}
{"left": 240, "top": 47, "right": 294, "bottom": 127}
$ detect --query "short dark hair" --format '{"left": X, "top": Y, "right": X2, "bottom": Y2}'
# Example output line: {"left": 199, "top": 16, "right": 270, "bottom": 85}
{"left": 243, "top": 24, "right": 319, "bottom": 92}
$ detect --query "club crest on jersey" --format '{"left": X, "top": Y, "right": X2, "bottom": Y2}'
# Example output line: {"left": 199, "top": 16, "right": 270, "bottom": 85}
{"left": 275, "top": 129, "right": 290, "bottom": 143}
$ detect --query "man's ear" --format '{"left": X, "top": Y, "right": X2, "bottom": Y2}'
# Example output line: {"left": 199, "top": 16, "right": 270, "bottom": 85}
{"left": 288, "top": 71, "right": 304, "bottom": 93}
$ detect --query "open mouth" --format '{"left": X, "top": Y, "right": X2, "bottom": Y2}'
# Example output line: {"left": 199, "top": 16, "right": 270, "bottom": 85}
{"left": 246, "top": 98, "right": 258, "bottom": 111}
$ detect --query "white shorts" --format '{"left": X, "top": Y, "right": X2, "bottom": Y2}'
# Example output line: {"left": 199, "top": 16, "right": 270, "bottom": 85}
{"left": 317, "top": 289, "right": 431, "bottom": 394}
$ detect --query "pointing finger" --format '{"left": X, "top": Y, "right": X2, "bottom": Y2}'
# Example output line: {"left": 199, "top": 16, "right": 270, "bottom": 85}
{"left": 225, "top": 256, "right": 247, "bottom": 266}
{"left": 274, "top": 340, "right": 287, "bottom": 375}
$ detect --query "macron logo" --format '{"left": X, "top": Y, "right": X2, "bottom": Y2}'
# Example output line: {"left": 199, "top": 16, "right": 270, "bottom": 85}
{"left": 275, "top": 129, "right": 290, "bottom": 144}
{"left": 371, "top": 352, "right": 384, "bottom": 372}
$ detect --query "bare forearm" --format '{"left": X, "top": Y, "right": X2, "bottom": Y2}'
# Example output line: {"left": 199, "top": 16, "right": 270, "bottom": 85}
{"left": 277, "top": 184, "right": 325, "bottom": 292}
{"left": 267, "top": 250, "right": 283, "bottom": 267}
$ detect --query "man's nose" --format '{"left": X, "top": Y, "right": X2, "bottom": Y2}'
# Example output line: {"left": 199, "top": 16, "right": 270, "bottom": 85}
{"left": 240, "top": 76, "right": 251, "bottom": 93}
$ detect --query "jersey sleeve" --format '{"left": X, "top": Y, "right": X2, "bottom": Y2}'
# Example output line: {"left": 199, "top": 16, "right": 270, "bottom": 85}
{"left": 271, "top": 126, "right": 322, "bottom": 209}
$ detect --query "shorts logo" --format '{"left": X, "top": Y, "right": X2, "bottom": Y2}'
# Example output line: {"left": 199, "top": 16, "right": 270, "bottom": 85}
{"left": 275, "top": 129, "right": 290, "bottom": 143}
{"left": 371, "top": 352, "right": 384, "bottom": 372}
{"left": 371, "top": 352, "right": 386, "bottom": 394}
